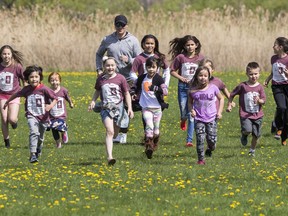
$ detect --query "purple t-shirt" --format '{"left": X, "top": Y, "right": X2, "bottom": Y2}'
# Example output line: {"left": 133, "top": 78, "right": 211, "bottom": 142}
{"left": 131, "top": 53, "right": 169, "bottom": 76}
{"left": 15, "top": 84, "right": 57, "bottom": 122}
{"left": 230, "top": 82, "right": 266, "bottom": 119}
{"left": 95, "top": 73, "right": 129, "bottom": 106}
{"left": 50, "top": 87, "right": 72, "bottom": 120}
{"left": 190, "top": 84, "right": 220, "bottom": 123}
{"left": 271, "top": 54, "right": 288, "bottom": 85}
{"left": 170, "top": 54, "right": 205, "bottom": 82}
{"left": 0, "top": 63, "right": 24, "bottom": 95}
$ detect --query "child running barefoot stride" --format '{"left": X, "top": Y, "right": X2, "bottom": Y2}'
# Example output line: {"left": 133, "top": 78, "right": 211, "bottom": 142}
{"left": 132, "top": 56, "right": 168, "bottom": 159}
{"left": 88, "top": 57, "right": 134, "bottom": 165}
{"left": 48, "top": 72, "right": 74, "bottom": 148}
{"left": 227, "top": 62, "right": 266, "bottom": 156}
{"left": 169, "top": 35, "right": 205, "bottom": 147}
{"left": 188, "top": 66, "right": 224, "bottom": 165}
{"left": 3, "top": 65, "right": 57, "bottom": 163}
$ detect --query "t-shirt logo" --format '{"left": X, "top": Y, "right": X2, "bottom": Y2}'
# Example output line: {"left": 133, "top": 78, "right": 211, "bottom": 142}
{"left": 36, "top": 98, "right": 42, "bottom": 107}
{"left": 143, "top": 81, "right": 151, "bottom": 92}
{"left": 57, "top": 101, "right": 63, "bottom": 109}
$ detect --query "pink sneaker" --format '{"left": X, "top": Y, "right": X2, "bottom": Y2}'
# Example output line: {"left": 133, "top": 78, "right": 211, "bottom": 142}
{"left": 197, "top": 160, "right": 205, "bottom": 165}
{"left": 185, "top": 142, "right": 193, "bottom": 147}
{"left": 62, "top": 131, "right": 68, "bottom": 144}
{"left": 180, "top": 120, "right": 186, "bottom": 131}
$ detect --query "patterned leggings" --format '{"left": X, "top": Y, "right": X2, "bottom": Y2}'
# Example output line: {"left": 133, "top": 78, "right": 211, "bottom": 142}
{"left": 195, "top": 119, "right": 218, "bottom": 161}
{"left": 142, "top": 107, "right": 162, "bottom": 138}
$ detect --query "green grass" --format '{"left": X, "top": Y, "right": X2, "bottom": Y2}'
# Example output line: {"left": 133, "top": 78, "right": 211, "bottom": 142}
{"left": 0, "top": 71, "right": 287, "bottom": 216}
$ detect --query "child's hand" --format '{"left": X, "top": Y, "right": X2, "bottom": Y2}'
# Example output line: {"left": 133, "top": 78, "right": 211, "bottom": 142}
{"left": 3, "top": 102, "right": 8, "bottom": 110}
{"left": 263, "top": 80, "right": 269, "bottom": 87}
{"left": 127, "top": 109, "right": 134, "bottom": 119}
{"left": 70, "top": 103, "right": 74, "bottom": 109}
{"left": 231, "top": 101, "right": 236, "bottom": 108}
{"left": 190, "top": 109, "right": 196, "bottom": 117}
{"left": 88, "top": 101, "right": 95, "bottom": 111}
{"left": 180, "top": 76, "right": 189, "bottom": 83}
{"left": 226, "top": 105, "right": 232, "bottom": 112}
{"left": 216, "top": 113, "right": 222, "bottom": 119}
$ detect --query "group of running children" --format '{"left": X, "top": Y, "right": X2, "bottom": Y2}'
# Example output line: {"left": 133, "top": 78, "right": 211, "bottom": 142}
{"left": 1, "top": 35, "right": 288, "bottom": 165}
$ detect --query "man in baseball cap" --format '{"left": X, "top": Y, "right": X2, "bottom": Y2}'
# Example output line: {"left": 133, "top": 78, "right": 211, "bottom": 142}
{"left": 114, "top": 15, "right": 128, "bottom": 26}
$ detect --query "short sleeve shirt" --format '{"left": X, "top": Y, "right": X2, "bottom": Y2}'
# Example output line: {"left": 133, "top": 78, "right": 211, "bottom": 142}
{"left": 190, "top": 84, "right": 220, "bottom": 122}
{"left": 230, "top": 82, "right": 266, "bottom": 119}
{"left": 271, "top": 54, "right": 288, "bottom": 85}
{"left": 15, "top": 84, "right": 57, "bottom": 122}
{"left": 95, "top": 73, "right": 129, "bottom": 106}
{"left": 170, "top": 54, "right": 205, "bottom": 82}
{"left": 50, "top": 87, "right": 71, "bottom": 120}
{"left": 0, "top": 63, "right": 24, "bottom": 95}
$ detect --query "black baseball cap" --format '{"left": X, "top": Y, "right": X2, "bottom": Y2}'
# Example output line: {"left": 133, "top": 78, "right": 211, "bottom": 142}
{"left": 114, "top": 15, "right": 128, "bottom": 25}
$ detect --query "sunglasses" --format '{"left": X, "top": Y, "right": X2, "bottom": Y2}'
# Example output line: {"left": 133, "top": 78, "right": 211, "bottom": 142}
{"left": 115, "top": 22, "right": 126, "bottom": 28}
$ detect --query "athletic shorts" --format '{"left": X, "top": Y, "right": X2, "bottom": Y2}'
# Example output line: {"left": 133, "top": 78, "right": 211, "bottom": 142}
{"left": 240, "top": 117, "right": 263, "bottom": 138}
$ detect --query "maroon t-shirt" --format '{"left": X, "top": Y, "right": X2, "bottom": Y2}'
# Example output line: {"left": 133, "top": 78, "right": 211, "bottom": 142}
{"left": 50, "top": 87, "right": 72, "bottom": 120}
{"left": 15, "top": 84, "right": 57, "bottom": 122}
{"left": 210, "top": 76, "right": 227, "bottom": 110}
{"left": 230, "top": 82, "right": 266, "bottom": 119}
{"left": 170, "top": 54, "right": 205, "bottom": 82}
{"left": 0, "top": 63, "right": 24, "bottom": 95}
{"left": 131, "top": 53, "right": 169, "bottom": 76}
{"left": 95, "top": 73, "right": 129, "bottom": 106}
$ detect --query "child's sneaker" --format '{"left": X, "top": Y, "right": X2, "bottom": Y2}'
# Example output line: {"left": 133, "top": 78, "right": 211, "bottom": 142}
{"left": 180, "top": 120, "right": 186, "bottom": 131}
{"left": 11, "top": 122, "right": 18, "bottom": 129}
{"left": 185, "top": 142, "right": 193, "bottom": 147}
{"left": 35, "top": 149, "right": 42, "bottom": 159}
{"left": 30, "top": 154, "right": 38, "bottom": 163}
{"left": 197, "top": 160, "right": 205, "bottom": 165}
{"left": 205, "top": 149, "right": 212, "bottom": 157}
{"left": 274, "top": 130, "right": 282, "bottom": 140}
{"left": 240, "top": 134, "right": 248, "bottom": 146}
{"left": 62, "top": 131, "right": 68, "bottom": 144}
{"left": 248, "top": 150, "right": 255, "bottom": 157}
{"left": 4, "top": 139, "right": 10, "bottom": 148}
{"left": 119, "top": 133, "right": 127, "bottom": 144}
{"left": 108, "top": 158, "right": 116, "bottom": 166}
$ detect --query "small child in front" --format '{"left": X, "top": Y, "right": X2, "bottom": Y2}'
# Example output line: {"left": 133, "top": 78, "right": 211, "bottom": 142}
{"left": 188, "top": 66, "right": 224, "bottom": 165}
{"left": 4, "top": 65, "right": 57, "bottom": 163}
{"left": 227, "top": 62, "right": 266, "bottom": 156}
{"left": 132, "top": 56, "right": 168, "bottom": 159}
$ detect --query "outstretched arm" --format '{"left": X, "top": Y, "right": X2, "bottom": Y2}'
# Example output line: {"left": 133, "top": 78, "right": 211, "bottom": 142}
{"left": 3, "top": 94, "right": 18, "bottom": 110}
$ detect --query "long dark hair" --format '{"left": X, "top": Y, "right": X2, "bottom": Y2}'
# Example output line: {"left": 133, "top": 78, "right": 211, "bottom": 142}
{"left": 190, "top": 66, "right": 210, "bottom": 89}
{"left": 141, "top": 34, "right": 166, "bottom": 68}
{"left": 0, "top": 45, "right": 24, "bottom": 65}
{"left": 168, "top": 35, "right": 201, "bottom": 59}
{"left": 275, "top": 37, "right": 288, "bottom": 53}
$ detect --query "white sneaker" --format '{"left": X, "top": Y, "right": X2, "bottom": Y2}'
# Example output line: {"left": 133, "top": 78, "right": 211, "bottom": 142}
{"left": 119, "top": 133, "right": 127, "bottom": 144}
{"left": 113, "top": 134, "right": 120, "bottom": 143}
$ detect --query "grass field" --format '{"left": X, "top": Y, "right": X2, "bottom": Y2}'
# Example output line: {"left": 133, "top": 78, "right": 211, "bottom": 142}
{"left": 0, "top": 71, "right": 287, "bottom": 216}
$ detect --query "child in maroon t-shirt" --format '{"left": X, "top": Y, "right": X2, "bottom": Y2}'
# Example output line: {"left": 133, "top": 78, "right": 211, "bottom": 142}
{"left": 4, "top": 65, "right": 57, "bottom": 163}
{"left": 227, "top": 62, "right": 266, "bottom": 156}
{"left": 48, "top": 72, "right": 74, "bottom": 148}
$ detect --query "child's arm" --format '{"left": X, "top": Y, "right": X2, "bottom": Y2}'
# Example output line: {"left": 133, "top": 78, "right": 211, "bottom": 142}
{"left": 216, "top": 92, "right": 224, "bottom": 119}
{"left": 226, "top": 95, "right": 235, "bottom": 112}
{"left": 187, "top": 91, "right": 196, "bottom": 117}
{"left": 124, "top": 91, "right": 134, "bottom": 119}
{"left": 222, "top": 88, "right": 236, "bottom": 107}
{"left": 3, "top": 94, "right": 18, "bottom": 110}
{"left": 88, "top": 90, "right": 100, "bottom": 111}
{"left": 46, "top": 99, "right": 57, "bottom": 112}
{"left": 264, "top": 71, "right": 272, "bottom": 87}
{"left": 171, "top": 70, "right": 189, "bottom": 83}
